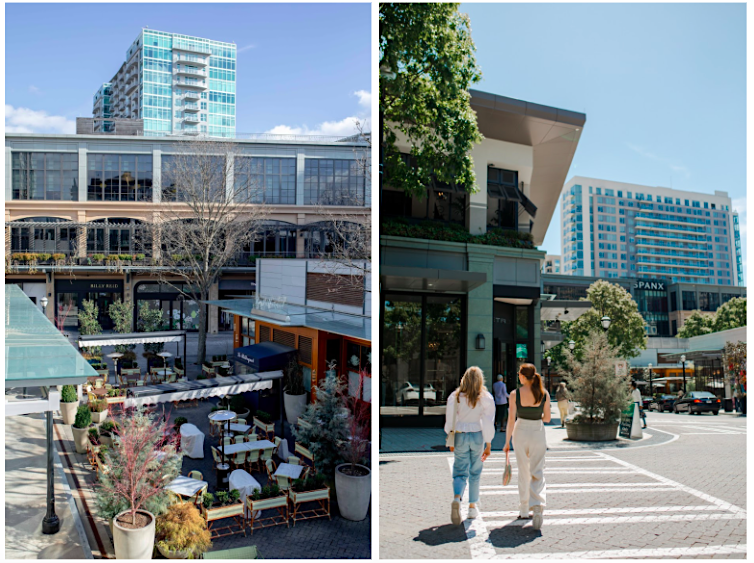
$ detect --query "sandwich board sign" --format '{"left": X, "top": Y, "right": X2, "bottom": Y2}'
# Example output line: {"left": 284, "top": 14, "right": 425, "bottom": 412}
{"left": 615, "top": 360, "right": 628, "bottom": 377}
{"left": 619, "top": 402, "right": 643, "bottom": 440}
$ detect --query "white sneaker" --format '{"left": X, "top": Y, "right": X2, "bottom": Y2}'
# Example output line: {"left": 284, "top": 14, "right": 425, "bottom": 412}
{"left": 468, "top": 505, "right": 479, "bottom": 519}
{"left": 451, "top": 500, "right": 462, "bottom": 525}
{"left": 532, "top": 506, "right": 543, "bottom": 530}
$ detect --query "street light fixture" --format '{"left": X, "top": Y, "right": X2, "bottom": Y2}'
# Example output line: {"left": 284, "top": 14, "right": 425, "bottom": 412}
{"left": 681, "top": 354, "right": 687, "bottom": 395}
{"left": 568, "top": 340, "right": 575, "bottom": 351}
{"left": 601, "top": 315, "right": 612, "bottom": 332}
{"left": 40, "top": 293, "right": 58, "bottom": 534}
{"left": 546, "top": 356, "right": 552, "bottom": 394}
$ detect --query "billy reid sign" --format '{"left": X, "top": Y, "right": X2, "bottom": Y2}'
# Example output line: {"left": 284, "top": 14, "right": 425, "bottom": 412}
{"left": 633, "top": 280, "right": 666, "bottom": 291}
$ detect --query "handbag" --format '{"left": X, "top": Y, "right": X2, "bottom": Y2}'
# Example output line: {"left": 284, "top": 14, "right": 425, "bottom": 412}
{"left": 446, "top": 392, "right": 460, "bottom": 448}
{"left": 502, "top": 450, "right": 512, "bottom": 486}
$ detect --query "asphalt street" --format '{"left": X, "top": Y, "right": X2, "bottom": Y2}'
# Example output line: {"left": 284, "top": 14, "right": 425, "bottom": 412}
{"left": 379, "top": 410, "right": 746, "bottom": 559}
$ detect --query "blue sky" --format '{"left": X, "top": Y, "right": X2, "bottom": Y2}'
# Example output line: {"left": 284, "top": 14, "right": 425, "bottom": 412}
{"left": 461, "top": 2, "right": 746, "bottom": 270}
{"left": 5, "top": 3, "right": 371, "bottom": 136}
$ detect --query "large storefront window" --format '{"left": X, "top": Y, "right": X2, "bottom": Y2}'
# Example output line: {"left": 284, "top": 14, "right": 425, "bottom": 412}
{"left": 12, "top": 152, "right": 78, "bottom": 201}
{"left": 493, "top": 301, "right": 535, "bottom": 393}
{"left": 235, "top": 157, "right": 296, "bottom": 204}
{"left": 304, "top": 159, "right": 365, "bottom": 205}
{"left": 54, "top": 279, "right": 124, "bottom": 330}
{"left": 87, "top": 153, "right": 153, "bottom": 201}
{"left": 135, "top": 282, "right": 200, "bottom": 331}
{"left": 381, "top": 293, "right": 463, "bottom": 418}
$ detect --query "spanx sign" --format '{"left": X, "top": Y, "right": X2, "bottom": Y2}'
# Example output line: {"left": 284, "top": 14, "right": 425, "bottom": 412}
{"left": 634, "top": 280, "right": 665, "bottom": 291}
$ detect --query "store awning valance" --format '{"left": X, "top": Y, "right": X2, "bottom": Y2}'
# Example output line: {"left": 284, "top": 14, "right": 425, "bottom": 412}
{"left": 124, "top": 371, "right": 282, "bottom": 407}
{"left": 78, "top": 330, "right": 186, "bottom": 348}
{"left": 234, "top": 342, "right": 297, "bottom": 372}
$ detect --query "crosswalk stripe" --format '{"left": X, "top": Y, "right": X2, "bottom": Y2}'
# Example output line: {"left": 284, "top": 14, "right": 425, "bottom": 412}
{"left": 482, "top": 487, "right": 680, "bottom": 495}
{"left": 483, "top": 512, "right": 744, "bottom": 526}
{"left": 481, "top": 482, "right": 674, "bottom": 489}
{"left": 482, "top": 505, "right": 721, "bottom": 516}
{"left": 481, "top": 469, "right": 634, "bottom": 474}
{"left": 488, "top": 543, "right": 747, "bottom": 559}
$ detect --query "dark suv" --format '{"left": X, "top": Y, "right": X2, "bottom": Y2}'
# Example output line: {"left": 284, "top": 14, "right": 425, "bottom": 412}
{"left": 673, "top": 391, "right": 721, "bottom": 415}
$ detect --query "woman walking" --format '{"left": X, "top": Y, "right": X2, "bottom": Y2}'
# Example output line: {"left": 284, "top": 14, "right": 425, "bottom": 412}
{"left": 445, "top": 366, "right": 495, "bottom": 525}
{"left": 555, "top": 382, "right": 570, "bottom": 428}
{"left": 504, "top": 363, "right": 551, "bottom": 530}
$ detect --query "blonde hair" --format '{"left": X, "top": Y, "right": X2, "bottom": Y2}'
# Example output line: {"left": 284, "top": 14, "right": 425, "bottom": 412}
{"left": 457, "top": 366, "right": 486, "bottom": 408}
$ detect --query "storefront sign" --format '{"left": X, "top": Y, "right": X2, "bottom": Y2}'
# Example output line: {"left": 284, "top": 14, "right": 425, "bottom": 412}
{"left": 56, "top": 279, "right": 124, "bottom": 292}
{"left": 633, "top": 280, "right": 666, "bottom": 291}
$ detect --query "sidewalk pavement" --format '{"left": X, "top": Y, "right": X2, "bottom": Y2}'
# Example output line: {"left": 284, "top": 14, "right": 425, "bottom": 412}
{"left": 5, "top": 412, "right": 90, "bottom": 559}
{"left": 381, "top": 402, "right": 674, "bottom": 454}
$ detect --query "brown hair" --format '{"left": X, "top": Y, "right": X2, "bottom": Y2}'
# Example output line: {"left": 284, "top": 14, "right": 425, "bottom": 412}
{"left": 519, "top": 363, "right": 545, "bottom": 405}
{"left": 457, "top": 366, "right": 486, "bottom": 409}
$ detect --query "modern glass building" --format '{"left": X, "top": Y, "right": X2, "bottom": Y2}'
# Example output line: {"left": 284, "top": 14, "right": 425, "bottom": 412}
{"left": 560, "top": 177, "right": 743, "bottom": 286}
{"left": 93, "top": 29, "right": 236, "bottom": 138}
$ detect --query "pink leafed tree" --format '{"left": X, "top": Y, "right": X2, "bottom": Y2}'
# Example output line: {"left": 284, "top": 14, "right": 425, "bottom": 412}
{"left": 56, "top": 301, "right": 74, "bottom": 332}
{"left": 339, "top": 368, "right": 371, "bottom": 471}
{"left": 96, "top": 406, "right": 182, "bottom": 526}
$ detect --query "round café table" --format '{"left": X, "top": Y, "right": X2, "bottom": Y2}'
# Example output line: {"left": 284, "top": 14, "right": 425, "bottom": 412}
{"left": 208, "top": 410, "right": 236, "bottom": 486}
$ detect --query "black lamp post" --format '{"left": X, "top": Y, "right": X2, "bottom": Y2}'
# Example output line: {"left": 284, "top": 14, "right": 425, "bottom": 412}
{"left": 547, "top": 356, "right": 552, "bottom": 394}
{"left": 681, "top": 354, "right": 687, "bottom": 395}
{"left": 648, "top": 363, "right": 653, "bottom": 398}
{"left": 601, "top": 315, "right": 612, "bottom": 333}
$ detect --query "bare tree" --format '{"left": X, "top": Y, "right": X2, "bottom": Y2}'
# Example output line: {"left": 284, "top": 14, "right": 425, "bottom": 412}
{"left": 138, "top": 139, "right": 270, "bottom": 364}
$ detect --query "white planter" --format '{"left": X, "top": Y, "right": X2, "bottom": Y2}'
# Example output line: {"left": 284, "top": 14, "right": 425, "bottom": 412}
{"left": 60, "top": 401, "right": 79, "bottom": 425}
{"left": 335, "top": 463, "right": 371, "bottom": 521}
{"left": 113, "top": 509, "right": 155, "bottom": 559}
{"left": 72, "top": 426, "right": 90, "bottom": 454}
{"left": 100, "top": 434, "right": 113, "bottom": 448}
{"left": 91, "top": 410, "right": 108, "bottom": 424}
{"left": 283, "top": 393, "right": 307, "bottom": 426}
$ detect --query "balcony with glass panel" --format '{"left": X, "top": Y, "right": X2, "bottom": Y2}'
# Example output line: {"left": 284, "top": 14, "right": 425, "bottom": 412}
{"left": 174, "top": 53, "right": 208, "bottom": 66}
{"left": 183, "top": 103, "right": 200, "bottom": 112}
{"left": 173, "top": 43, "right": 212, "bottom": 56}
{"left": 184, "top": 91, "right": 200, "bottom": 101}
{"left": 175, "top": 78, "right": 207, "bottom": 90}
{"left": 174, "top": 67, "right": 206, "bottom": 78}
{"left": 184, "top": 115, "right": 200, "bottom": 123}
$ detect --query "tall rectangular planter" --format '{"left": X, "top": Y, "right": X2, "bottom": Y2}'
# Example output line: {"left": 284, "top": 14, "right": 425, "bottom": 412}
{"left": 246, "top": 495, "right": 289, "bottom": 533}
{"left": 289, "top": 487, "right": 330, "bottom": 525}
{"left": 201, "top": 502, "right": 246, "bottom": 539}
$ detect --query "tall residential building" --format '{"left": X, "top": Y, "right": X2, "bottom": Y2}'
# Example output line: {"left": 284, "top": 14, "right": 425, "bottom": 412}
{"left": 542, "top": 254, "right": 561, "bottom": 274}
{"left": 560, "top": 177, "right": 742, "bottom": 286}
{"left": 93, "top": 29, "right": 236, "bottom": 138}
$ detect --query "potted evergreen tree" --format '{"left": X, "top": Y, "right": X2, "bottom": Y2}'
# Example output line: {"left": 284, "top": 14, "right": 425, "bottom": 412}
{"left": 564, "top": 330, "right": 632, "bottom": 441}
{"left": 72, "top": 405, "right": 93, "bottom": 454}
{"left": 283, "top": 356, "right": 307, "bottom": 425}
{"left": 59, "top": 384, "right": 79, "bottom": 425}
{"left": 95, "top": 407, "right": 182, "bottom": 559}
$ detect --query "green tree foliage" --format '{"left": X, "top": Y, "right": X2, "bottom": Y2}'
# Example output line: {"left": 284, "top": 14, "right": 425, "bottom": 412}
{"left": 137, "top": 301, "right": 166, "bottom": 355}
{"left": 565, "top": 330, "right": 632, "bottom": 424}
{"left": 380, "top": 3, "right": 483, "bottom": 197}
{"left": 712, "top": 297, "right": 746, "bottom": 332}
{"left": 79, "top": 299, "right": 103, "bottom": 356}
{"left": 109, "top": 299, "right": 135, "bottom": 354}
{"left": 677, "top": 310, "right": 714, "bottom": 338}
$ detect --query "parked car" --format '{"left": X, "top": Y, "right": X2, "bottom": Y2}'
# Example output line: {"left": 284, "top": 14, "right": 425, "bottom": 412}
{"left": 396, "top": 382, "right": 437, "bottom": 405}
{"left": 641, "top": 396, "right": 653, "bottom": 410}
{"left": 673, "top": 391, "right": 721, "bottom": 415}
{"left": 650, "top": 394, "right": 677, "bottom": 412}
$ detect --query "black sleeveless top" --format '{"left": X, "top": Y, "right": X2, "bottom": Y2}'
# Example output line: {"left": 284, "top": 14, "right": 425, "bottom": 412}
{"left": 516, "top": 388, "right": 545, "bottom": 420}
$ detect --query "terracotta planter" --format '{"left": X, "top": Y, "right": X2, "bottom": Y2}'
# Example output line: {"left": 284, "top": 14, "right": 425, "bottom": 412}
{"left": 565, "top": 421, "right": 619, "bottom": 442}
{"left": 112, "top": 509, "right": 155, "bottom": 559}
{"left": 284, "top": 393, "right": 307, "bottom": 426}
{"left": 72, "top": 425, "right": 90, "bottom": 454}
{"left": 60, "top": 401, "right": 79, "bottom": 425}
{"left": 335, "top": 463, "right": 371, "bottom": 521}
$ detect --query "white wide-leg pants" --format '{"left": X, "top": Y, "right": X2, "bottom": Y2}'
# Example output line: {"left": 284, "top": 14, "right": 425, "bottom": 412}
{"left": 512, "top": 418, "right": 547, "bottom": 516}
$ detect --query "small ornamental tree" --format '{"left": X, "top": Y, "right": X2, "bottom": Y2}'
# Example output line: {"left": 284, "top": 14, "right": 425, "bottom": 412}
{"left": 79, "top": 299, "right": 103, "bottom": 357}
{"left": 109, "top": 299, "right": 135, "bottom": 354}
{"left": 678, "top": 310, "right": 714, "bottom": 338}
{"left": 293, "top": 374, "right": 349, "bottom": 479}
{"left": 95, "top": 407, "right": 182, "bottom": 526}
{"left": 137, "top": 301, "right": 167, "bottom": 355}
{"left": 723, "top": 341, "right": 747, "bottom": 396}
{"left": 339, "top": 369, "right": 371, "bottom": 474}
{"left": 564, "top": 330, "right": 632, "bottom": 425}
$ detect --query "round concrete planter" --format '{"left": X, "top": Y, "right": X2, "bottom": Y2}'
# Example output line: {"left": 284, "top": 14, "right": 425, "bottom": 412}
{"left": 157, "top": 544, "right": 193, "bottom": 559}
{"left": 565, "top": 421, "right": 619, "bottom": 442}
{"left": 72, "top": 425, "right": 91, "bottom": 454}
{"left": 284, "top": 393, "right": 307, "bottom": 426}
{"left": 335, "top": 463, "right": 371, "bottom": 521}
{"left": 113, "top": 509, "right": 155, "bottom": 559}
{"left": 60, "top": 401, "right": 79, "bottom": 425}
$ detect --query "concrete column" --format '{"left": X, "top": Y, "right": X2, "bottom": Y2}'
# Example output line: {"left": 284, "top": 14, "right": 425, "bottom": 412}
{"left": 77, "top": 211, "right": 87, "bottom": 259}
{"left": 225, "top": 154, "right": 234, "bottom": 202}
{"left": 45, "top": 272, "right": 54, "bottom": 322}
{"left": 296, "top": 213, "right": 306, "bottom": 258}
{"left": 5, "top": 146, "right": 12, "bottom": 201}
{"left": 296, "top": 152, "right": 306, "bottom": 205}
{"left": 466, "top": 248, "right": 495, "bottom": 389}
{"left": 153, "top": 147, "right": 162, "bottom": 204}
{"left": 208, "top": 282, "right": 219, "bottom": 334}
{"left": 468, "top": 158, "right": 488, "bottom": 236}
{"left": 151, "top": 211, "right": 161, "bottom": 260}
{"left": 78, "top": 144, "right": 87, "bottom": 202}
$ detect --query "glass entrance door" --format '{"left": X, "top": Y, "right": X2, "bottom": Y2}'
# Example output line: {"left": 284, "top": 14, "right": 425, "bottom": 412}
{"left": 381, "top": 294, "right": 422, "bottom": 416}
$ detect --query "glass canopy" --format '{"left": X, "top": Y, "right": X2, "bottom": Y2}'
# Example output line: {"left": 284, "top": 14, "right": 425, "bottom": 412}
{"left": 5, "top": 284, "right": 98, "bottom": 388}
{"left": 204, "top": 298, "right": 371, "bottom": 342}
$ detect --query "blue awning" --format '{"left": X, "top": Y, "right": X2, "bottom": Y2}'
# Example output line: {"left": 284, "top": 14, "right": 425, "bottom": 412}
{"left": 234, "top": 341, "right": 297, "bottom": 372}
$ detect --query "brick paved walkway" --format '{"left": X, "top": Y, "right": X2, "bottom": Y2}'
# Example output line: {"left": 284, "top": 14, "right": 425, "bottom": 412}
{"left": 380, "top": 411, "right": 745, "bottom": 559}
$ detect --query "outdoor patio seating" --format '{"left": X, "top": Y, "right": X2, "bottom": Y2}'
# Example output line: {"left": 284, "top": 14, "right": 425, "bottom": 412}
{"left": 166, "top": 475, "right": 208, "bottom": 506}
{"left": 246, "top": 449, "right": 261, "bottom": 473}
{"left": 260, "top": 447, "right": 273, "bottom": 464}
{"left": 265, "top": 459, "right": 276, "bottom": 480}
{"left": 223, "top": 437, "right": 233, "bottom": 448}
{"left": 231, "top": 450, "right": 247, "bottom": 471}
{"left": 180, "top": 423, "right": 205, "bottom": 459}
{"left": 228, "top": 469, "right": 261, "bottom": 518}
{"left": 234, "top": 435, "right": 245, "bottom": 445}
{"left": 203, "top": 545, "right": 258, "bottom": 559}
{"left": 288, "top": 456, "right": 300, "bottom": 465}
{"left": 188, "top": 470, "right": 204, "bottom": 481}
{"left": 247, "top": 434, "right": 258, "bottom": 442}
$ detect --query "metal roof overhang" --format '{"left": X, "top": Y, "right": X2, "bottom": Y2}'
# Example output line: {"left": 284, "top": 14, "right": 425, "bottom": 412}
{"left": 470, "top": 90, "right": 586, "bottom": 246}
{"left": 5, "top": 285, "right": 98, "bottom": 390}
{"left": 380, "top": 265, "right": 487, "bottom": 293}
{"left": 664, "top": 349, "right": 724, "bottom": 362}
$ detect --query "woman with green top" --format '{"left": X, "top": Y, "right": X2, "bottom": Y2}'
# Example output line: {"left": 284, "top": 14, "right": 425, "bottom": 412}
{"left": 503, "top": 363, "right": 551, "bottom": 530}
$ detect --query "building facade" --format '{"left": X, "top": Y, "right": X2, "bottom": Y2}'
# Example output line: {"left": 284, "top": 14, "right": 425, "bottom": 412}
{"left": 542, "top": 273, "right": 746, "bottom": 338}
{"left": 5, "top": 132, "right": 369, "bottom": 333}
{"left": 542, "top": 254, "right": 561, "bottom": 274}
{"left": 380, "top": 90, "right": 586, "bottom": 425}
{"left": 93, "top": 29, "right": 236, "bottom": 138}
{"left": 560, "top": 177, "right": 743, "bottom": 286}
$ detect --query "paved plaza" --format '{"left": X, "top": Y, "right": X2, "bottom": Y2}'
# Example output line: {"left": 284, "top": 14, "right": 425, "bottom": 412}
{"left": 380, "top": 409, "right": 746, "bottom": 559}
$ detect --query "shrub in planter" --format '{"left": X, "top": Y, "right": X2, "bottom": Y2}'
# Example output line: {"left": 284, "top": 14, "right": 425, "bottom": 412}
{"left": 135, "top": 254, "right": 146, "bottom": 261}
{"left": 91, "top": 254, "right": 105, "bottom": 262}
{"left": 72, "top": 405, "right": 93, "bottom": 454}
{"left": 99, "top": 420, "right": 119, "bottom": 447}
{"left": 89, "top": 427, "right": 100, "bottom": 445}
{"left": 291, "top": 473, "right": 327, "bottom": 493}
{"left": 283, "top": 356, "right": 307, "bottom": 425}
{"left": 156, "top": 501, "right": 212, "bottom": 559}
{"left": 250, "top": 484, "right": 281, "bottom": 501}
{"left": 89, "top": 399, "right": 109, "bottom": 424}
{"left": 60, "top": 384, "right": 80, "bottom": 425}
{"left": 173, "top": 417, "right": 188, "bottom": 430}
{"left": 563, "top": 330, "right": 632, "bottom": 442}
{"left": 95, "top": 407, "right": 182, "bottom": 559}
{"left": 52, "top": 253, "right": 66, "bottom": 261}
{"left": 255, "top": 410, "right": 271, "bottom": 424}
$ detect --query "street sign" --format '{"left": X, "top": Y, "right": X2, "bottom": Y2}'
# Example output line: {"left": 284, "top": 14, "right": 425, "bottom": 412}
{"left": 615, "top": 360, "right": 628, "bottom": 377}
{"left": 619, "top": 403, "right": 634, "bottom": 439}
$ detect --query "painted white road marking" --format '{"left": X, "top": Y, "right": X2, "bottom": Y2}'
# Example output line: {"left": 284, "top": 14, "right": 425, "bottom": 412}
{"left": 482, "top": 505, "right": 723, "bottom": 516}
{"left": 489, "top": 544, "right": 747, "bottom": 559}
{"left": 482, "top": 487, "right": 680, "bottom": 495}
{"left": 481, "top": 482, "right": 678, "bottom": 489}
{"left": 484, "top": 512, "right": 744, "bottom": 526}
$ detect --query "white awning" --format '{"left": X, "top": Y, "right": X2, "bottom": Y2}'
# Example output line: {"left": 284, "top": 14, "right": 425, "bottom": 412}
{"left": 79, "top": 334, "right": 184, "bottom": 347}
{"left": 123, "top": 371, "right": 282, "bottom": 408}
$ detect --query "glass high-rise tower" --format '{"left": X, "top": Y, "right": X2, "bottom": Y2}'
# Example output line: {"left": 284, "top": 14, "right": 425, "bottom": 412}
{"left": 560, "top": 176, "right": 743, "bottom": 286}
{"left": 93, "top": 29, "right": 236, "bottom": 138}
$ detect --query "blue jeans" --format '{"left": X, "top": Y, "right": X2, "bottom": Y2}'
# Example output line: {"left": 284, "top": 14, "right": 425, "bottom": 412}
{"left": 452, "top": 431, "right": 485, "bottom": 504}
